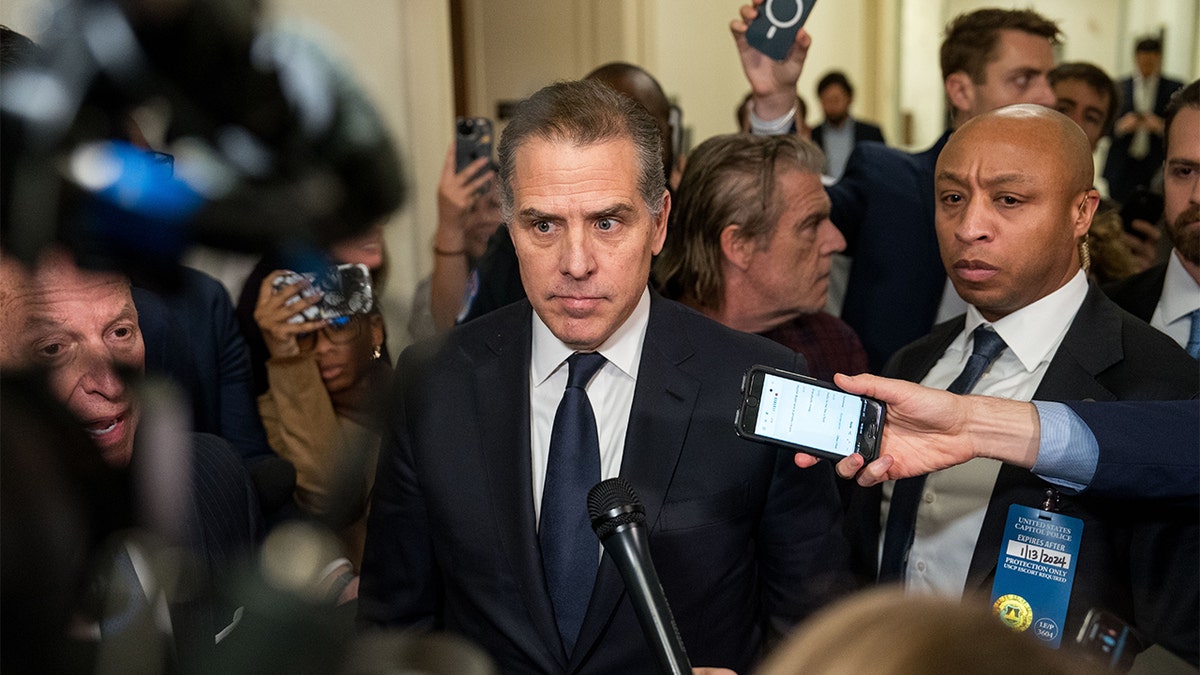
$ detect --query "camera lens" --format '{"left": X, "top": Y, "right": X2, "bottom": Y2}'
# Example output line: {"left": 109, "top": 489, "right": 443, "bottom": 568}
{"left": 457, "top": 119, "right": 474, "bottom": 135}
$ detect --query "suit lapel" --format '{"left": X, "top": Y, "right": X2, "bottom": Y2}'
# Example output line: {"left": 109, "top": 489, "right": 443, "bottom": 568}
{"left": 965, "top": 285, "right": 1122, "bottom": 590}
{"left": 473, "top": 303, "right": 567, "bottom": 669}
{"left": 568, "top": 295, "right": 700, "bottom": 671}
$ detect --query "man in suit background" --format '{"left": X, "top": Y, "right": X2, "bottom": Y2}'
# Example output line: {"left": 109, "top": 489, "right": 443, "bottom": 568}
{"left": 811, "top": 71, "right": 885, "bottom": 181}
{"left": 358, "top": 80, "right": 851, "bottom": 673}
{"left": 847, "top": 105, "right": 1197, "bottom": 664}
{"left": 1106, "top": 80, "right": 1200, "bottom": 356}
{"left": 1102, "top": 37, "right": 1185, "bottom": 205}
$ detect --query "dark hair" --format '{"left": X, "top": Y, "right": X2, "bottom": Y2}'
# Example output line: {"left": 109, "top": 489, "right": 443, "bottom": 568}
{"left": 1049, "top": 62, "right": 1121, "bottom": 135}
{"left": 817, "top": 71, "right": 853, "bottom": 98}
{"left": 496, "top": 79, "right": 665, "bottom": 223}
{"left": 1163, "top": 80, "right": 1200, "bottom": 154}
{"left": 1135, "top": 37, "right": 1163, "bottom": 53}
{"left": 654, "top": 133, "right": 824, "bottom": 309}
{"left": 0, "top": 25, "right": 43, "bottom": 69}
{"left": 940, "top": 9, "right": 1060, "bottom": 83}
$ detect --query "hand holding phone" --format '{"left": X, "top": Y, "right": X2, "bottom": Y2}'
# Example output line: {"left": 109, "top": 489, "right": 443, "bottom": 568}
{"left": 736, "top": 365, "right": 884, "bottom": 462}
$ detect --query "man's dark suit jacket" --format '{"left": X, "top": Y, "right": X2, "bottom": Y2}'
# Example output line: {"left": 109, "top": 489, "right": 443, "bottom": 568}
{"left": 1103, "top": 75, "right": 1185, "bottom": 204}
{"left": 1104, "top": 260, "right": 1168, "bottom": 322}
{"left": 811, "top": 118, "right": 886, "bottom": 151}
{"left": 359, "top": 292, "right": 852, "bottom": 674}
{"left": 1065, "top": 400, "right": 1199, "bottom": 502}
{"left": 133, "top": 268, "right": 272, "bottom": 464}
{"left": 827, "top": 131, "right": 952, "bottom": 372}
{"left": 846, "top": 285, "right": 1199, "bottom": 664}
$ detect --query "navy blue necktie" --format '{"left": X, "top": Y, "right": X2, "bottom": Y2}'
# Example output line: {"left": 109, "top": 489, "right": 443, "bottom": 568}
{"left": 540, "top": 351, "right": 607, "bottom": 655}
{"left": 878, "top": 325, "right": 1008, "bottom": 582}
{"left": 1186, "top": 309, "right": 1200, "bottom": 360}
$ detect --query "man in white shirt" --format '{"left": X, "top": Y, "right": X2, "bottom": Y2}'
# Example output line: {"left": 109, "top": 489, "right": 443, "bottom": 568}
{"left": 842, "top": 105, "right": 1198, "bottom": 664}
{"left": 1102, "top": 38, "right": 1185, "bottom": 204}
{"left": 359, "top": 79, "right": 851, "bottom": 674}
{"left": 1106, "top": 80, "right": 1200, "bottom": 357}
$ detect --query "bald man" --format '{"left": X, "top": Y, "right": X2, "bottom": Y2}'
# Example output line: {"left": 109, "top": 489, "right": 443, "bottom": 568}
{"left": 844, "top": 105, "right": 1198, "bottom": 664}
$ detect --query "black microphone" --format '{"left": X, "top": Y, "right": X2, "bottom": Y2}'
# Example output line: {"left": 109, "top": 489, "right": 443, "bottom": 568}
{"left": 587, "top": 478, "right": 691, "bottom": 675}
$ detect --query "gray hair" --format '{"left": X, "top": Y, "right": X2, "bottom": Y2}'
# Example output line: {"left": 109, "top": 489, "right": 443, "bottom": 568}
{"left": 654, "top": 133, "right": 825, "bottom": 310}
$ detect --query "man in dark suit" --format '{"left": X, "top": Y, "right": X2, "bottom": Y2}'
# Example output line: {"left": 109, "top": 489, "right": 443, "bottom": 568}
{"left": 845, "top": 106, "right": 1198, "bottom": 664}
{"left": 1106, "top": 80, "right": 1200, "bottom": 355}
{"left": 358, "top": 80, "right": 851, "bottom": 673}
{"left": 1103, "top": 38, "right": 1185, "bottom": 205}
{"left": 810, "top": 71, "right": 885, "bottom": 181}
{"left": 735, "top": 7, "right": 1061, "bottom": 371}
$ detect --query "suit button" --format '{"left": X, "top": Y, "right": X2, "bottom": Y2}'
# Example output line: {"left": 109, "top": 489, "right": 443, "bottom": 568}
{"left": 915, "top": 560, "right": 927, "bottom": 572}
{"left": 924, "top": 492, "right": 936, "bottom": 504}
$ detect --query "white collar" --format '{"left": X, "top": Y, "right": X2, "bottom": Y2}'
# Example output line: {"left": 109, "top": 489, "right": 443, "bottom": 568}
{"left": 1159, "top": 250, "right": 1200, "bottom": 324}
{"left": 962, "top": 270, "right": 1089, "bottom": 372}
{"left": 531, "top": 287, "right": 650, "bottom": 386}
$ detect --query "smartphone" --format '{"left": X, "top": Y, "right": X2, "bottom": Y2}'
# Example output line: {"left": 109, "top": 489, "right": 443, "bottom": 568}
{"left": 271, "top": 263, "right": 373, "bottom": 323}
{"left": 1075, "top": 608, "right": 1137, "bottom": 671}
{"left": 1118, "top": 187, "right": 1163, "bottom": 239}
{"left": 745, "top": 0, "right": 818, "bottom": 62}
{"left": 455, "top": 117, "right": 493, "bottom": 176}
{"left": 735, "top": 364, "right": 884, "bottom": 462}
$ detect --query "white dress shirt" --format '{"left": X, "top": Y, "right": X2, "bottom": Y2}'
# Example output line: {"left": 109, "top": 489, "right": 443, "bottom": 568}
{"left": 883, "top": 270, "right": 1090, "bottom": 597}
{"left": 1150, "top": 250, "right": 1200, "bottom": 349}
{"left": 530, "top": 288, "right": 650, "bottom": 524}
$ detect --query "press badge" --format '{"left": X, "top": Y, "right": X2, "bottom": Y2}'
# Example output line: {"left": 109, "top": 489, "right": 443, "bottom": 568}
{"left": 990, "top": 504, "right": 1083, "bottom": 648}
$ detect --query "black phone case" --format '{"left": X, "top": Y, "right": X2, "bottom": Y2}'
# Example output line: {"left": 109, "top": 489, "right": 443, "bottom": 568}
{"left": 745, "top": 0, "right": 817, "bottom": 62}
{"left": 734, "top": 364, "right": 883, "bottom": 462}
{"left": 455, "top": 117, "right": 493, "bottom": 174}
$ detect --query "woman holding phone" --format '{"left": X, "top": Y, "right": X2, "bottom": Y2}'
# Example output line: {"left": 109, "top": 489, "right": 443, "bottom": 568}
{"left": 253, "top": 271, "right": 391, "bottom": 574}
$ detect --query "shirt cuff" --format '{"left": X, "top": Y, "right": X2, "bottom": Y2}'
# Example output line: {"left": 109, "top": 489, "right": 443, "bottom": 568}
{"left": 749, "top": 102, "right": 797, "bottom": 136}
{"left": 1031, "top": 401, "right": 1098, "bottom": 492}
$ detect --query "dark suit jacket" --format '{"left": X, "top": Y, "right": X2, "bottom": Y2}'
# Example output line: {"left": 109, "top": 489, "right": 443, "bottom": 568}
{"left": 811, "top": 118, "right": 885, "bottom": 150}
{"left": 359, "top": 293, "right": 853, "bottom": 673}
{"left": 169, "top": 432, "right": 262, "bottom": 664}
{"left": 134, "top": 268, "right": 272, "bottom": 464}
{"left": 1103, "top": 261, "right": 1167, "bottom": 322}
{"left": 847, "top": 285, "right": 1199, "bottom": 664}
{"left": 1103, "top": 76, "right": 1185, "bottom": 204}
{"left": 1064, "top": 400, "right": 1199, "bottom": 502}
{"left": 827, "top": 131, "right": 952, "bottom": 371}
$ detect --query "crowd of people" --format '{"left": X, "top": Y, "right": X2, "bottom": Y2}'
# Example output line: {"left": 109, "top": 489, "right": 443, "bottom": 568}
{"left": 2, "top": 1, "right": 1197, "bottom": 673}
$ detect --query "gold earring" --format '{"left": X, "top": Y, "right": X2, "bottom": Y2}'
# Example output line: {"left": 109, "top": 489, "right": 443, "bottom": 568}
{"left": 372, "top": 344, "right": 382, "bottom": 360}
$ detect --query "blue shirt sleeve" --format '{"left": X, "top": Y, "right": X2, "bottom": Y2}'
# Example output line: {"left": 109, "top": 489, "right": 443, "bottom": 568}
{"left": 1030, "top": 401, "right": 1099, "bottom": 492}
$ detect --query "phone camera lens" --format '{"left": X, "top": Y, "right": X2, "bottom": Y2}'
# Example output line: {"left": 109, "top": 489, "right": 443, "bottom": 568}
{"left": 457, "top": 119, "right": 474, "bottom": 135}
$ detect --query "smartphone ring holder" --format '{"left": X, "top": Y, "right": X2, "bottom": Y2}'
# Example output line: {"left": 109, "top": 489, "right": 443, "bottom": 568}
{"left": 764, "top": 0, "right": 805, "bottom": 39}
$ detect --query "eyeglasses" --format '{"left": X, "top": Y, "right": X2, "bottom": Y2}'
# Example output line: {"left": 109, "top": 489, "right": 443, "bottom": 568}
{"left": 297, "top": 315, "right": 362, "bottom": 351}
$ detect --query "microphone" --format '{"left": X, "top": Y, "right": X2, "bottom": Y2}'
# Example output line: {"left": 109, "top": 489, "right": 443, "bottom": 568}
{"left": 587, "top": 478, "right": 691, "bottom": 675}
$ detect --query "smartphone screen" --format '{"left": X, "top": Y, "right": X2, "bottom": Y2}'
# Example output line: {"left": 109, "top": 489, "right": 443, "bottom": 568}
{"left": 757, "top": 371, "right": 861, "bottom": 455}
{"left": 736, "top": 365, "right": 883, "bottom": 461}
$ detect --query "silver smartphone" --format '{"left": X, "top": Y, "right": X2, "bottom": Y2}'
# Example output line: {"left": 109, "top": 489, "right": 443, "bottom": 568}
{"left": 735, "top": 364, "right": 884, "bottom": 462}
